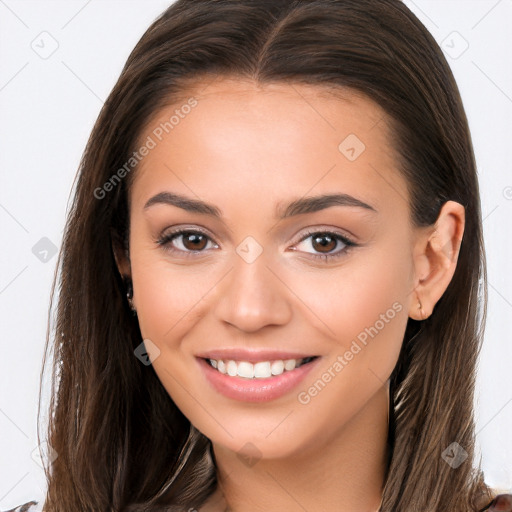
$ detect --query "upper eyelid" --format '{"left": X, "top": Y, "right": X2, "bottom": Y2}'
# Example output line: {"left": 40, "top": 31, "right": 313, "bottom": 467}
{"left": 158, "top": 226, "right": 357, "bottom": 249}
{"left": 296, "top": 228, "right": 356, "bottom": 244}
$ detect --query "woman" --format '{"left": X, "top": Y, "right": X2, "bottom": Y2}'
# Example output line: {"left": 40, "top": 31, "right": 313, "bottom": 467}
{"left": 5, "top": 0, "right": 511, "bottom": 511}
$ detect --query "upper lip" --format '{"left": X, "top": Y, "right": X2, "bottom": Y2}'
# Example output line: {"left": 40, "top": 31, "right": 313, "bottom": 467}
{"left": 196, "top": 349, "right": 319, "bottom": 363}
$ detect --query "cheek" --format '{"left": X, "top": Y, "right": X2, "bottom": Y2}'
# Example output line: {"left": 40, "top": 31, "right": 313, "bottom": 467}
{"left": 292, "top": 243, "right": 413, "bottom": 342}
{"left": 291, "top": 244, "right": 414, "bottom": 414}
{"left": 130, "top": 255, "right": 213, "bottom": 346}
{"left": 129, "top": 252, "right": 217, "bottom": 415}
{"left": 128, "top": 208, "right": 226, "bottom": 344}
{"left": 290, "top": 245, "right": 412, "bottom": 437}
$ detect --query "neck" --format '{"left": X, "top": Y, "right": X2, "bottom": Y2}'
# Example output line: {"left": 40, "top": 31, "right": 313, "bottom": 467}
{"left": 210, "top": 383, "right": 390, "bottom": 512}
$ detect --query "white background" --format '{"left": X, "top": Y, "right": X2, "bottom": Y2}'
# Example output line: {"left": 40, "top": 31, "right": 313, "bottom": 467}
{"left": 0, "top": 0, "right": 511, "bottom": 509}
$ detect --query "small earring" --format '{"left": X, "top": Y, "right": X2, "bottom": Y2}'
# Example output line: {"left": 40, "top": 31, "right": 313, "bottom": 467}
{"left": 124, "top": 277, "right": 136, "bottom": 313}
{"left": 417, "top": 299, "right": 425, "bottom": 321}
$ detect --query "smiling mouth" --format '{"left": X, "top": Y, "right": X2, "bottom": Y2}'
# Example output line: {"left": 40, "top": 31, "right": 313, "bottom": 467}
{"left": 203, "top": 356, "right": 319, "bottom": 379}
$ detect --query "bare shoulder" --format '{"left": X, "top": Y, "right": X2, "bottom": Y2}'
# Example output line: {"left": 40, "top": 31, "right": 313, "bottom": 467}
{"left": 485, "top": 493, "right": 512, "bottom": 511}
{"left": 476, "top": 491, "right": 512, "bottom": 512}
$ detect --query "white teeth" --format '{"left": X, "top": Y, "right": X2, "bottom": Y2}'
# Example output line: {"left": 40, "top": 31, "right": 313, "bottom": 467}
{"left": 271, "top": 360, "right": 284, "bottom": 375}
{"left": 284, "top": 359, "right": 296, "bottom": 371}
{"left": 254, "top": 361, "right": 271, "bottom": 378}
{"left": 207, "top": 357, "right": 312, "bottom": 379}
{"left": 226, "top": 360, "right": 238, "bottom": 377}
{"left": 237, "top": 361, "right": 254, "bottom": 378}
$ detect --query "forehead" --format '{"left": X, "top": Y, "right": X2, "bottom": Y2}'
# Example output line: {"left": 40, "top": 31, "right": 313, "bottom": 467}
{"left": 131, "top": 77, "right": 409, "bottom": 220}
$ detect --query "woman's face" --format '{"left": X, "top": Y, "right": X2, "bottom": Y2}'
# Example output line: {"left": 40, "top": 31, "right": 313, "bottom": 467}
{"left": 125, "top": 77, "right": 423, "bottom": 460}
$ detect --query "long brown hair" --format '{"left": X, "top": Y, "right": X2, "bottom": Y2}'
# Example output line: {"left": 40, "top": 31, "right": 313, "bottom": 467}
{"left": 39, "top": 0, "right": 494, "bottom": 510}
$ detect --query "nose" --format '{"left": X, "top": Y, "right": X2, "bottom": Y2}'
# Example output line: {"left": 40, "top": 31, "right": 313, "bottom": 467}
{"left": 212, "top": 247, "right": 293, "bottom": 333}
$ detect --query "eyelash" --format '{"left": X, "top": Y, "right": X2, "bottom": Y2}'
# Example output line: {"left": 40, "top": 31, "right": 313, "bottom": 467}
{"left": 296, "top": 228, "right": 357, "bottom": 261}
{"left": 156, "top": 227, "right": 358, "bottom": 262}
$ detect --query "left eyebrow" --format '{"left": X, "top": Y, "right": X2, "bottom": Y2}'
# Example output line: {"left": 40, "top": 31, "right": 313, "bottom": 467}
{"left": 276, "top": 193, "right": 378, "bottom": 218}
{"left": 143, "top": 191, "right": 378, "bottom": 218}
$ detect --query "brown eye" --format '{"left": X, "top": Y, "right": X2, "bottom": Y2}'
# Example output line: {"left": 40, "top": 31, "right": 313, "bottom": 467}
{"left": 311, "top": 233, "right": 337, "bottom": 253}
{"left": 157, "top": 229, "right": 217, "bottom": 256}
{"left": 181, "top": 232, "right": 208, "bottom": 251}
{"left": 294, "top": 230, "right": 357, "bottom": 261}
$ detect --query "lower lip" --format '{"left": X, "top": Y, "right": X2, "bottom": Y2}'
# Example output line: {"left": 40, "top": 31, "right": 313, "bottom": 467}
{"left": 196, "top": 357, "right": 321, "bottom": 402}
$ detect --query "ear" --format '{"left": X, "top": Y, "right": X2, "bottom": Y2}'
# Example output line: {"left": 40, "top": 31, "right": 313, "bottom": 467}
{"left": 111, "top": 229, "right": 132, "bottom": 281}
{"left": 408, "top": 200, "right": 465, "bottom": 321}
